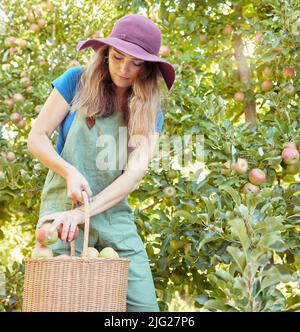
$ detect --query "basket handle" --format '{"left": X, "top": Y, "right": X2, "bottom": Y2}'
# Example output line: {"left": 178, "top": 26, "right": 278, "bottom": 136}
{"left": 70, "top": 190, "right": 90, "bottom": 257}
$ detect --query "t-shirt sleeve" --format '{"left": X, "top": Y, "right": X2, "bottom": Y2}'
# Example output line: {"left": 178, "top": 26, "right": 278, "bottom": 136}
{"left": 155, "top": 109, "right": 164, "bottom": 133}
{"left": 51, "top": 66, "right": 83, "bottom": 105}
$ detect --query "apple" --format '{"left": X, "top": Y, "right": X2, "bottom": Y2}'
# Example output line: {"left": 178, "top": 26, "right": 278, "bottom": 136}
{"left": 81, "top": 247, "right": 99, "bottom": 258}
{"left": 163, "top": 186, "right": 176, "bottom": 197}
{"left": 242, "top": 183, "right": 260, "bottom": 195}
{"left": 4, "top": 36, "right": 17, "bottom": 48}
{"left": 30, "top": 23, "right": 40, "bottom": 33}
{"left": 220, "top": 161, "right": 232, "bottom": 176}
{"left": 223, "top": 25, "right": 234, "bottom": 35}
{"left": 261, "top": 80, "right": 273, "bottom": 91}
{"left": 283, "top": 67, "right": 296, "bottom": 78}
{"left": 282, "top": 147, "right": 299, "bottom": 165}
{"left": 6, "top": 152, "right": 16, "bottom": 162}
{"left": 34, "top": 105, "right": 43, "bottom": 113}
{"left": 262, "top": 67, "right": 273, "bottom": 79}
{"left": 36, "top": 222, "right": 58, "bottom": 245}
{"left": 17, "top": 119, "right": 26, "bottom": 129}
{"left": 31, "top": 244, "right": 53, "bottom": 259}
{"left": 286, "top": 162, "right": 300, "bottom": 175}
{"left": 199, "top": 34, "right": 206, "bottom": 42}
{"left": 232, "top": 158, "right": 248, "bottom": 174}
{"left": 99, "top": 247, "right": 119, "bottom": 259}
{"left": 234, "top": 92, "right": 245, "bottom": 103}
{"left": 13, "top": 93, "right": 25, "bottom": 102}
{"left": 166, "top": 170, "right": 177, "bottom": 179}
{"left": 282, "top": 85, "right": 296, "bottom": 96}
{"left": 248, "top": 168, "right": 266, "bottom": 185}
{"left": 20, "top": 77, "right": 31, "bottom": 87}
{"left": 254, "top": 32, "right": 263, "bottom": 43}
{"left": 37, "top": 19, "right": 46, "bottom": 28}
{"left": 14, "top": 38, "right": 27, "bottom": 48}
{"left": 10, "top": 112, "right": 22, "bottom": 123}
{"left": 44, "top": 1, "right": 54, "bottom": 11}
{"left": 57, "top": 223, "right": 79, "bottom": 242}
{"left": 160, "top": 45, "right": 170, "bottom": 56}
{"left": 285, "top": 142, "right": 298, "bottom": 150}
{"left": 4, "top": 98, "right": 14, "bottom": 108}
{"left": 27, "top": 10, "right": 35, "bottom": 23}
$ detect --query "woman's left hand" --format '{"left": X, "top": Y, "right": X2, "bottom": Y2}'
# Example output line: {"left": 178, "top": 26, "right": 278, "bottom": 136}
{"left": 37, "top": 208, "right": 85, "bottom": 242}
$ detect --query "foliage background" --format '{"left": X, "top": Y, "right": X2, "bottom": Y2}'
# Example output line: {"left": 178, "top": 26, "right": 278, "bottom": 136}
{"left": 0, "top": 0, "right": 299, "bottom": 311}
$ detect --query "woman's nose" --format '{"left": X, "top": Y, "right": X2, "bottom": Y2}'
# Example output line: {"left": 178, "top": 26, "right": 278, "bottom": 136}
{"left": 120, "top": 61, "right": 130, "bottom": 75}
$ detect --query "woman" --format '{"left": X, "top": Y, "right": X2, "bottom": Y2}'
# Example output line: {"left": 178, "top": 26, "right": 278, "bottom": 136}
{"left": 27, "top": 14, "right": 175, "bottom": 312}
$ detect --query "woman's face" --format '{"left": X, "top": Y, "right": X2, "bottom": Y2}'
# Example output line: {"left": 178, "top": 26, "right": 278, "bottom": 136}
{"left": 108, "top": 47, "right": 145, "bottom": 90}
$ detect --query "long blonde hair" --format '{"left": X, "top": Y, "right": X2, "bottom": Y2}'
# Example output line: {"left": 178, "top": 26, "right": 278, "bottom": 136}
{"left": 71, "top": 45, "right": 165, "bottom": 140}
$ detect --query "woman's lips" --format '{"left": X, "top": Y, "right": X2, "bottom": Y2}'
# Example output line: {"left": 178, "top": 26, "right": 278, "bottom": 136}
{"left": 117, "top": 74, "right": 129, "bottom": 80}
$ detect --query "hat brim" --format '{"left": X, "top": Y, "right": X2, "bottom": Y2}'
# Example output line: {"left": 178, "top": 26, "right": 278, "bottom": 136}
{"left": 76, "top": 38, "right": 176, "bottom": 90}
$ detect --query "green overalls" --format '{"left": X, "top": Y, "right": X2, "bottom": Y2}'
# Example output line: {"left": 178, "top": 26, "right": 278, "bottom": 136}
{"left": 38, "top": 108, "right": 159, "bottom": 312}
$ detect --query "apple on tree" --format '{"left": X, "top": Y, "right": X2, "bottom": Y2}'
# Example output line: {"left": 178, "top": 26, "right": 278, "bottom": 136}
{"left": 242, "top": 183, "right": 260, "bottom": 195}
{"left": 248, "top": 168, "right": 266, "bottom": 185}
{"left": 232, "top": 158, "right": 248, "bottom": 174}
{"left": 282, "top": 145, "right": 299, "bottom": 165}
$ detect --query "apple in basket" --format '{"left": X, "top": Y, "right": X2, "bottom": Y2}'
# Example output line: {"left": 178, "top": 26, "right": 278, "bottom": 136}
{"left": 31, "top": 244, "right": 53, "bottom": 258}
{"left": 80, "top": 247, "right": 99, "bottom": 258}
{"left": 36, "top": 222, "right": 58, "bottom": 245}
{"left": 57, "top": 224, "right": 79, "bottom": 242}
{"left": 99, "top": 247, "right": 119, "bottom": 259}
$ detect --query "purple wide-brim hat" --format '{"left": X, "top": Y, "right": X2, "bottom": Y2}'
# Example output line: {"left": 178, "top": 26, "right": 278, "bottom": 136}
{"left": 76, "top": 14, "right": 176, "bottom": 90}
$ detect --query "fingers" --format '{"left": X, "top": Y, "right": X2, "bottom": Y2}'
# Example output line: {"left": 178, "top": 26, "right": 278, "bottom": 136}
{"left": 82, "top": 184, "right": 93, "bottom": 197}
{"left": 37, "top": 213, "right": 58, "bottom": 228}
{"left": 60, "top": 220, "right": 71, "bottom": 242}
{"left": 68, "top": 223, "right": 77, "bottom": 242}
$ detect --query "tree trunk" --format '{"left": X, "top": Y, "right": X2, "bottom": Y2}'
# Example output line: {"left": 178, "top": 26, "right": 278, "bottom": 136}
{"left": 232, "top": 7, "right": 257, "bottom": 124}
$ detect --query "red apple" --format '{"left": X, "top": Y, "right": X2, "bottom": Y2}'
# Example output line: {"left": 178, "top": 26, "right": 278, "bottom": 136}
{"left": 234, "top": 92, "right": 245, "bottom": 103}
{"left": 282, "top": 147, "right": 299, "bottom": 165}
{"left": 31, "top": 244, "right": 53, "bottom": 259}
{"left": 27, "top": 10, "right": 35, "bottom": 23}
{"left": 282, "top": 67, "right": 296, "bottom": 78}
{"left": 13, "top": 93, "right": 25, "bottom": 102}
{"left": 37, "top": 19, "right": 46, "bottom": 28}
{"left": 6, "top": 152, "right": 16, "bottom": 162}
{"left": 36, "top": 222, "right": 58, "bottom": 245}
{"left": 233, "top": 158, "right": 248, "bottom": 174}
{"left": 57, "top": 223, "right": 79, "bottom": 242}
{"left": 249, "top": 168, "right": 266, "bottom": 185}
{"left": 30, "top": 23, "right": 40, "bottom": 33}
{"left": 220, "top": 161, "right": 232, "bottom": 176}
{"left": 4, "top": 36, "right": 17, "bottom": 48}
{"left": 14, "top": 38, "right": 27, "bottom": 48}
{"left": 224, "top": 25, "right": 234, "bottom": 35}
{"left": 242, "top": 183, "right": 260, "bottom": 195}
{"left": 20, "top": 77, "right": 31, "bottom": 87}
{"left": 261, "top": 80, "right": 273, "bottom": 91}
{"left": 160, "top": 45, "right": 170, "bottom": 56}
{"left": 17, "top": 119, "right": 26, "bottom": 129}
{"left": 4, "top": 98, "right": 14, "bottom": 107}
{"left": 10, "top": 112, "right": 22, "bottom": 123}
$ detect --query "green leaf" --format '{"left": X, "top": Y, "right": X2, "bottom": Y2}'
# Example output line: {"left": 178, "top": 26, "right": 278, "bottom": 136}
{"left": 228, "top": 218, "right": 251, "bottom": 252}
{"left": 227, "top": 246, "right": 246, "bottom": 272}
{"left": 200, "top": 196, "right": 214, "bottom": 219}
{"left": 220, "top": 185, "right": 241, "bottom": 206}
{"left": 261, "top": 267, "right": 290, "bottom": 291}
{"left": 204, "top": 299, "right": 227, "bottom": 311}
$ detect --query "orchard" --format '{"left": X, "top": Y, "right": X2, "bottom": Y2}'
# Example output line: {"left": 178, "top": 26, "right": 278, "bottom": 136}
{"left": 0, "top": 0, "right": 299, "bottom": 312}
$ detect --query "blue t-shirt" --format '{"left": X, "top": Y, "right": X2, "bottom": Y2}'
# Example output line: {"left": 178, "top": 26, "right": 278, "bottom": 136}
{"left": 51, "top": 66, "right": 165, "bottom": 154}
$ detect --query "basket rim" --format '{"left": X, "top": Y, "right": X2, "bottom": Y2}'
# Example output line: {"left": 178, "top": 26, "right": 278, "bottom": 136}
{"left": 25, "top": 257, "right": 130, "bottom": 262}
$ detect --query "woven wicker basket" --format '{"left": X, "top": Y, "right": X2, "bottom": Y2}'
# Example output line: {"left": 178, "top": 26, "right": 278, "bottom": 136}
{"left": 22, "top": 191, "right": 130, "bottom": 312}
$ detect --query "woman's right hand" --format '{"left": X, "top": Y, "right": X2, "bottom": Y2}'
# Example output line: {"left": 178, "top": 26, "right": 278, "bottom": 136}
{"left": 65, "top": 167, "right": 93, "bottom": 204}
